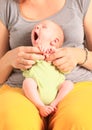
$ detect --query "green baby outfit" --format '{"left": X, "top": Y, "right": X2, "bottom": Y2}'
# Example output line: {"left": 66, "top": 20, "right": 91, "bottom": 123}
{"left": 23, "top": 60, "right": 65, "bottom": 105}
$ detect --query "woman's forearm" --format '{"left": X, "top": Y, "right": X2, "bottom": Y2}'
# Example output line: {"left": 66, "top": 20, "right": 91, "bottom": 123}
{"left": 0, "top": 52, "right": 13, "bottom": 84}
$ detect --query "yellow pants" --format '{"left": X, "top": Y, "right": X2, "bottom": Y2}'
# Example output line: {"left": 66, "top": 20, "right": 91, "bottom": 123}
{"left": 0, "top": 82, "right": 92, "bottom": 130}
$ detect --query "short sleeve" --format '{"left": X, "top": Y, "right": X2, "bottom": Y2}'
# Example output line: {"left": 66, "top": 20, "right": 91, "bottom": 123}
{"left": 76, "top": 0, "right": 90, "bottom": 16}
{"left": 0, "top": 0, "right": 9, "bottom": 27}
{"left": 0, "top": 0, "right": 18, "bottom": 29}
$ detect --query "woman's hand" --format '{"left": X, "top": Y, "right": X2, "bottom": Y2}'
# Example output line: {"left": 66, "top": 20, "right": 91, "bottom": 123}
{"left": 46, "top": 47, "right": 83, "bottom": 73}
{"left": 7, "top": 46, "right": 45, "bottom": 70}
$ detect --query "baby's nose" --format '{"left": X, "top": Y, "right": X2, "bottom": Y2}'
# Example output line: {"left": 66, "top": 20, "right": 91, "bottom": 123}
{"left": 35, "top": 24, "right": 40, "bottom": 30}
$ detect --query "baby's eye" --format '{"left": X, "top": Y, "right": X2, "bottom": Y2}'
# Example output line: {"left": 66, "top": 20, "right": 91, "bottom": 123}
{"left": 42, "top": 25, "right": 47, "bottom": 28}
{"left": 54, "top": 38, "right": 59, "bottom": 43}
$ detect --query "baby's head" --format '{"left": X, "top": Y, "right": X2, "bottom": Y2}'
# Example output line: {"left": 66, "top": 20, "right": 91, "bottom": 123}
{"left": 31, "top": 20, "right": 64, "bottom": 56}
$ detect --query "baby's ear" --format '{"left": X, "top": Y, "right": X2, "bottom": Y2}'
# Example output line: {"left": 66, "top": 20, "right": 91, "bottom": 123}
{"left": 50, "top": 38, "right": 59, "bottom": 46}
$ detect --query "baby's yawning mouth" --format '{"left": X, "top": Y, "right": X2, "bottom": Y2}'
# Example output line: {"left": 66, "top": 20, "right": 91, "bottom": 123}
{"left": 34, "top": 32, "right": 39, "bottom": 41}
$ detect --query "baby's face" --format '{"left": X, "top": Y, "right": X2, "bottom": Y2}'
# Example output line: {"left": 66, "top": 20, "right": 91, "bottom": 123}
{"left": 31, "top": 20, "right": 64, "bottom": 56}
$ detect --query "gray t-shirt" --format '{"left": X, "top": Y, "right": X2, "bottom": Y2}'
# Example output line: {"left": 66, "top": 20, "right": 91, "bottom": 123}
{"left": 0, "top": 0, "right": 92, "bottom": 87}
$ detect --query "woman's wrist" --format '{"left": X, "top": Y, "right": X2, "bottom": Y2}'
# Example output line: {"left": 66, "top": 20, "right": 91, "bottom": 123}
{"left": 77, "top": 48, "right": 88, "bottom": 66}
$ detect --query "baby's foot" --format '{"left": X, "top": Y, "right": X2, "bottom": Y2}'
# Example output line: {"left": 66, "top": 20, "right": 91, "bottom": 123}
{"left": 50, "top": 103, "right": 57, "bottom": 113}
{"left": 39, "top": 105, "right": 55, "bottom": 117}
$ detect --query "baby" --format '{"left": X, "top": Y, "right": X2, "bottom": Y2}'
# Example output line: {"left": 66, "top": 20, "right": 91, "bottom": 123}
{"left": 23, "top": 20, "right": 73, "bottom": 117}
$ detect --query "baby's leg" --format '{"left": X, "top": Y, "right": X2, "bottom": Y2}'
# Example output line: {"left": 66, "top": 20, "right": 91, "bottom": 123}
{"left": 51, "top": 80, "right": 73, "bottom": 108}
{"left": 23, "top": 78, "right": 44, "bottom": 107}
{"left": 23, "top": 78, "right": 54, "bottom": 117}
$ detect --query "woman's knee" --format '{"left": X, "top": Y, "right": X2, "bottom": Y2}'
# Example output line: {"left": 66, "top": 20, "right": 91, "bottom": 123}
{"left": 49, "top": 82, "right": 92, "bottom": 130}
{"left": 0, "top": 85, "right": 44, "bottom": 130}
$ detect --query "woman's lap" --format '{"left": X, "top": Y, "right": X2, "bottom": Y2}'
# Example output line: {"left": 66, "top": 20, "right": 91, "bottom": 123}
{"left": 0, "top": 84, "right": 44, "bottom": 130}
{"left": 0, "top": 82, "right": 92, "bottom": 130}
{"left": 49, "top": 81, "right": 92, "bottom": 130}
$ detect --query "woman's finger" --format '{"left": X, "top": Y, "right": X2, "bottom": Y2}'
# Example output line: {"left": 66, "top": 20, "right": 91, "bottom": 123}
{"left": 19, "top": 46, "right": 42, "bottom": 53}
{"left": 46, "top": 48, "right": 64, "bottom": 61}
{"left": 19, "top": 58, "right": 35, "bottom": 66}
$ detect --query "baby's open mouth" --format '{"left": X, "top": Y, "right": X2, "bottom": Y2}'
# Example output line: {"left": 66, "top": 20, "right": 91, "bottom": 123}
{"left": 34, "top": 32, "right": 39, "bottom": 41}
